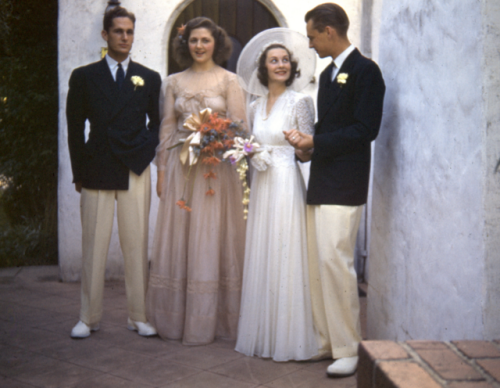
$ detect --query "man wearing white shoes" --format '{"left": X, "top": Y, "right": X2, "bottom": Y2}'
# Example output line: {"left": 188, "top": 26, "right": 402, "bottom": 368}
{"left": 66, "top": 6, "right": 161, "bottom": 339}
{"left": 285, "top": 3, "right": 385, "bottom": 377}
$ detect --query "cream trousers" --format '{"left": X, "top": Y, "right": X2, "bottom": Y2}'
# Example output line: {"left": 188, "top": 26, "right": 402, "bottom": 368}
{"left": 79, "top": 166, "right": 151, "bottom": 325}
{"left": 307, "top": 204, "right": 363, "bottom": 359}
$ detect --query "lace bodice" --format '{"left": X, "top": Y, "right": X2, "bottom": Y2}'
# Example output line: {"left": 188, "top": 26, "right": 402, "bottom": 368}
{"left": 156, "top": 66, "right": 246, "bottom": 170}
{"left": 250, "top": 90, "right": 315, "bottom": 170}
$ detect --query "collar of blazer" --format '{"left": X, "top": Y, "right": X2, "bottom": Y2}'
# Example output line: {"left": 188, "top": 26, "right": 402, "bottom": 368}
{"left": 316, "top": 48, "right": 361, "bottom": 127}
{"left": 91, "top": 58, "right": 143, "bottom": 124}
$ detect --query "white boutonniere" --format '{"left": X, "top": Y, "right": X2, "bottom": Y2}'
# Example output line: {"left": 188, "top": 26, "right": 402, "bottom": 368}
{"left": 131, "top": 75, "right": 145, "bottom": 90}
{"left": 337, "top": 73, "right": 348, "bottom": 85}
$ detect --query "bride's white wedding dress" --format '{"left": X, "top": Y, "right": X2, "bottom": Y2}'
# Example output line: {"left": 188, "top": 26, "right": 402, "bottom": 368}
{"left": 235, "top": 89, "right": 318, "bottom": 361}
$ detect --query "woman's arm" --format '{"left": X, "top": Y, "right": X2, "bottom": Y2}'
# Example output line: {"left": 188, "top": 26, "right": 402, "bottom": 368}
{"left": 155, "top": 77, "right": 177, "bottom": 198}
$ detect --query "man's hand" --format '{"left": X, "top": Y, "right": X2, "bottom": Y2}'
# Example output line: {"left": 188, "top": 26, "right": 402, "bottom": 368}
{"left": 75, "top": 181, "right": 82, "bottom": 193}
{"left": 295, "top": 148, "right": 313, "bottom": 162}
{"left": 157, "top": 170, "right": 165, "bottom": 198}
{"left": 283, "top": 129, "right": 314, "bottom": 151}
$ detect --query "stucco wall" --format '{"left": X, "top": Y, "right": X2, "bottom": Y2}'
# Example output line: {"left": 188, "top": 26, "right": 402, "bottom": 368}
{"left": 57, "top": 0, "right": 363, "bottom": 281}
{"left": 369, "top": 0, "right": 500, "bottom": 340}
{"left": 481, "top": 0, "right": 500, "bottom": 339}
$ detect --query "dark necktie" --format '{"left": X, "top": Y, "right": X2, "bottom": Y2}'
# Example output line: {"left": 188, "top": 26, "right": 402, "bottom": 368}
{"left": 116, "top": 63, "right": 125, "bottom": 89}
{"left": 330, "top": 62, "right": 337, "bottom": 84}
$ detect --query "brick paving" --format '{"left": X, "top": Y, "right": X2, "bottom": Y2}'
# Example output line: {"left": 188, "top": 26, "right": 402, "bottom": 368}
{"left": 358, "top": 340, "right": 500, "bottom": 388}
{"left": 0, "top": 266, "right": 363, "bottom": 388}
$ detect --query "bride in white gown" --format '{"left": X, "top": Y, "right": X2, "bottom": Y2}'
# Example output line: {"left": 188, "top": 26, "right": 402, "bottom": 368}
{"left": 235, "top": 29, "right": 319, "bottom": 361}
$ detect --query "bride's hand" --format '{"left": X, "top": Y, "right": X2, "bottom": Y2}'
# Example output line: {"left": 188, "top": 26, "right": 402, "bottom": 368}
{"left": 157, "top": 170, "right": 165, "bottom": 198}
{"left": 284, "top": 129, "right": 314, "bottom": 151}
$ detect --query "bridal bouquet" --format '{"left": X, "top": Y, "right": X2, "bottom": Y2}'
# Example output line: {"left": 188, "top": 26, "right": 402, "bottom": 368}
{"left": 173, "top": 108, "right": 258, "bottom": 218}
{"left": 223, "top": 136, "right": 260, "bottom": 219}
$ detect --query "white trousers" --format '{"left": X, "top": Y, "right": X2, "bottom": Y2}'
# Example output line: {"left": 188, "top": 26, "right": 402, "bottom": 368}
{"left": 79, "top": 166, "right": 151, "bottom": 325}
{"left": 307, "top": 204, "right": 363, "bottom": 359}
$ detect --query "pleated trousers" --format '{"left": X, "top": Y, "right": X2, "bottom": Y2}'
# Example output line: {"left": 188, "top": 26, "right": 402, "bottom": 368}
{"left": 307, "top": 204, "right": 363, "bottom": 359}
{"left": 79, "top": 166, "right": 151, "bottom": 325}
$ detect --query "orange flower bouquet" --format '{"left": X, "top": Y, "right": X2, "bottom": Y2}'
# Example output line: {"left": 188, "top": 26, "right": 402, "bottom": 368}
{"left": 172, "top": 108, "right": 249, "bottom": 214}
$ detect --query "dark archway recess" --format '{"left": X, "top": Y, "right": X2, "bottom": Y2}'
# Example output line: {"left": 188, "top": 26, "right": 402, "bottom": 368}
{"left": 168, "top": 0, "right": 280, "bottom": 75}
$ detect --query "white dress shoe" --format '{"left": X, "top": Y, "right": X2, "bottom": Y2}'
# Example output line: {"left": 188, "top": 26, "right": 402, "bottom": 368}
{"left": 127, "top": 318, "right": 157, "bottom": 337}
{"left": 326, "top": 356, "right": 359, "bottom": 377}
{"left": 70, "top": 320, "right": 99, "bottom": 339}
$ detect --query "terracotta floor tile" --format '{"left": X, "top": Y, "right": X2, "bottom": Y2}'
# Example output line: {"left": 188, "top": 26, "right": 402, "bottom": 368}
{"left": 88, "top": 322, "right": 142, "bottom": 347}
{"left": 100, "top": 307, "right": 129, "bottom": 326}
{"left": 447, "top": 382, "right": 493, "bottom": 388}
{"left": 415, "top": 347, "right": 483, "bottom": 380}
{"left": 161, "top": 345, "right": 244, "bottom": 370}
{"left": 111, "top": 358, "right": 200, "bottom": 386}
{"left": 38, "top": 300, "right": 80, "bottom": 316}
{"left": 113, "top": 335, "right": 185, "bottom": 358}
{"left": 0, "top": 376, "right": 37, "bottom": 388}
{"left": 0, "top": 319, "right": 24, "bottom": 343}
{"left": 18, "top": 294, "right": 76, "bottom": 311}
{"left": 0, "top": 288, "right": 46, "bottom": 305}
{"left": 70, "top": 374, "right": 148, "bottom": 388}
{"left": 101, "top": 295, "right": 128, "bottom": 311}
{"left": 210, "top": 356, "right": 303, "bottom": 385}
{"left": 15, "top": 362, "right": 104, "bottom": 388}
{"left": 264, "top": 368, "right": 357, "bottom": 388}
{"left": 0, "top": 302, "right": 32, "bottom": 322}
{"left": 3, "top": 304, "right": 70, "bottom": 328}
{"left": 477, "top": 358, "right": 500, "bottom": 381}
{"left": 162, "top": 370, "right": 257, "bottom": 388}
{"left": 0, "top": 268, "right": 369, "bottom": 388}
{"left": 66, "top": 344, "right": 154, "bottom": 373}
{"left": 453, "top": 340, "right": 500, "bottom": 359}
{"left": 377, "top": 361, "right": 441, "bottom": 388}
{"left": 36, "top": 317, "right": 77, "bottom": 335}
{"left": 1, "top": 326, "right": 62, "bottom": 351}
{"left": 1, "top": 352, "right": 61, "bottom": 379}
{"left": 0, "top": 344, "right": 38, "bottom": 377}
{"left": 34, "top": 335, "right": 110, "bottom": 360}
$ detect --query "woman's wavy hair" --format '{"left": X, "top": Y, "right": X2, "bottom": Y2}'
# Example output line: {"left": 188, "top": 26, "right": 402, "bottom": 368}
{"left": 172, "top": 17, "right": 232, "bottom": 69}
{"left": 257, "top": 44, "right": 299, "bottom": 88}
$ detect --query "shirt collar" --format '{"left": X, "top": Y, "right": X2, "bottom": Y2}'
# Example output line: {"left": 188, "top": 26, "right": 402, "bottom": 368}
{"left": 332, "top": 44, "right": 355, "bottom": 70}
{"left": 105, "top": 54, "right": 131, "bottom": 80}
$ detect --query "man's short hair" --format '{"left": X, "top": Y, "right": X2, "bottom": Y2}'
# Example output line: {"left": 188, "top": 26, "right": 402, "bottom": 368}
{"left": 103, "top": 6, "right": 136, "bottom": 32}
{"left": 305, "top": 3, "right": 349, "bottom": 38}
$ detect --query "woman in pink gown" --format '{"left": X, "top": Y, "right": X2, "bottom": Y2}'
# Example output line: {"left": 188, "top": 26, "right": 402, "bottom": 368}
{"left": 146, "top": 17, "right": 247, "bottom": 345}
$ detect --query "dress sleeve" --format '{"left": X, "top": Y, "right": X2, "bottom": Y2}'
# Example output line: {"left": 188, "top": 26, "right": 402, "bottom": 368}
{"left": 294, "top": 94, "right": 315, "bottom": 136}
{"left": 155, "top": 76, "right": 177, "bottom": 171}
{"left": 226, "top": 74, "right": 248, "bottom": 132}
{"left": 248, "top": 99, "right": 258, "bottom": 133}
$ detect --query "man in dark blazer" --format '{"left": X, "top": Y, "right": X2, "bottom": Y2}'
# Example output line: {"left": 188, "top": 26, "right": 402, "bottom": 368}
{"left": 66, "top": 6, "right": 161, "bottom": 339}
{"left": 285, "top": 3, "right": 385, "bottom": 377}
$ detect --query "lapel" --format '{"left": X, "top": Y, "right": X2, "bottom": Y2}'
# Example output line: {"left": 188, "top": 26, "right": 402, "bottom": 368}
{"left": 317, "top": 49, "right": 361, "bottom": 125}
{"left": 107, "top": 60, "right": 140, "bottom": 122}
{"left": 91, "top": 58, "right": 119, "bottom": 106}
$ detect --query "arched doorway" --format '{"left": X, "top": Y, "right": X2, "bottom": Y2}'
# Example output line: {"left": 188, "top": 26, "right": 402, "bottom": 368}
{"left": 168, "top": 0, "right": 282, "bottom": 74}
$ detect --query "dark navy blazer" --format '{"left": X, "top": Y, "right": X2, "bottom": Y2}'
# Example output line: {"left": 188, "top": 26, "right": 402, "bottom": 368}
{"left": 66, "top": 58, "right": 161, "bottom": 190}
{"left": 308, "top": 48, "right": 385, "bottom": 206}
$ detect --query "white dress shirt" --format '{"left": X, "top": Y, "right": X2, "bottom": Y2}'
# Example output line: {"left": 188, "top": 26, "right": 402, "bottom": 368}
{"left": 105, "top": 54, "right": 130, "bottom": 81}
{"left": 331, "top": 44, "right": 355, "bottom": 81}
